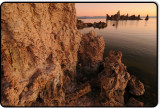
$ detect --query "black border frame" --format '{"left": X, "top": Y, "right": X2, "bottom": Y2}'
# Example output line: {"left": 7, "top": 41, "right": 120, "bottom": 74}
{"left": 0, "top": 1, "right": 158, "bottom": 107}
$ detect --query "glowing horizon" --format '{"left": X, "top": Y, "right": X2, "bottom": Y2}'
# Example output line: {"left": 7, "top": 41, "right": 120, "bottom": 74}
{"left": 76, "top": 3, "right": 157, "bottom": 17}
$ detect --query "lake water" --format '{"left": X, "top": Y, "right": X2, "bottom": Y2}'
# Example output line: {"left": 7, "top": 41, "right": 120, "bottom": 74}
{"left": 79, "top": 18, "right": 157, "bottom": 106}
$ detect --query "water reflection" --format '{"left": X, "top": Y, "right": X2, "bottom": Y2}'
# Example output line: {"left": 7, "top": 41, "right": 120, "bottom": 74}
{"left": 79, "top": 18, "right": 150, "bottom": 30}
{"left": 144, "top": 20, "right": 148, "bottom": 26}
{"left": 106, "top": 20, "right": 141, "bottom": 29}
{"left": 110, "top": 21, "right": 119, "bottom": 29}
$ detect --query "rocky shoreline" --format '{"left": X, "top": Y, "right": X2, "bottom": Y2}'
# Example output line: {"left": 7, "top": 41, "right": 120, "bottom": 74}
{"left": 74, "top": 31, "right": 145, "bottom": 106}
{"left": 77, "top": 19, "right": 107, "bottom": 29}
{"left": 1, "top": 3, "right": 145, "bottom": 106}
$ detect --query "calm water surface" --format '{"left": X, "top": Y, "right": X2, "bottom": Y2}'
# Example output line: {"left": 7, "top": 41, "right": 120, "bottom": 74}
{"left": 79, "top": 18, "right": 157, "bottom": 106}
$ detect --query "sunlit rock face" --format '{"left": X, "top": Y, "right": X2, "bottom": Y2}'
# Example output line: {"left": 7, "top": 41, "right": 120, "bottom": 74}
{"left": 76, "top": 30, "right": 105, "bottom": 81}
{"left": 1, "top": 3, "right": 82, "bottom": 106}
{"left": 1, "top": 3, "right": 145, "bottom": 107}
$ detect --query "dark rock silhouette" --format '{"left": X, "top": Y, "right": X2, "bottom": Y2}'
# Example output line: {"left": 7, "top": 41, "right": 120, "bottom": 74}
{"left": 77, "top": 19, "right": 107, "bottom": 29}
{"left": 116, "top": 11, "right": 120, "bottom": 20}
{"left": 138, "top": 15, "right": 140, "bottom": 19}
{"left": 106, "top": 11, "right": 142, "bottom": 20}
{"left": 126, "top": 13, "right": 128, "bottom": 18}
{"left": 145, "top": 14, "right": 149, "bottom": 20}
{"left": 93, "top": 21, "right": 107, "bottom": 28}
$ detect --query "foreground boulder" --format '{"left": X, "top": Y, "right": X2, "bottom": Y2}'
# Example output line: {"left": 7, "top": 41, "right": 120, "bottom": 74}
{"left": 1, "top": 3, "right": 82, "bottom": 106}
{"left": 99, "top": 51, "right": 130, "bottom": 106}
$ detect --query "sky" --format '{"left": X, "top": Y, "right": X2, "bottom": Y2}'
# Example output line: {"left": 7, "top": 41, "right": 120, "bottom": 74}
{"left": 76, "top": 3, "right": 157, "bottom": 16}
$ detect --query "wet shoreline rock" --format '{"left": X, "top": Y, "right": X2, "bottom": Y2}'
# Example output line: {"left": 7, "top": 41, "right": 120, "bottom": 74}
{"left": 76, "top": 47, "right": 145, "bottom": 106}
{"left": 97, "top": 51, "right": 145, "bottom": 106}
{"left": 128, "top": 75, "right": 145, "bottom": 96}
{"left": 98, "top": 51, "right": 130, "bottom": 106}
{"left": 77, "top": 19, "right": 107, "bottom": 29}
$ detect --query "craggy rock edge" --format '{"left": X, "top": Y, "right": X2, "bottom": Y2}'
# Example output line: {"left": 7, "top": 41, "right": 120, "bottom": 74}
{"left": 1, "top": 3, "right": 145, "bottom": 106}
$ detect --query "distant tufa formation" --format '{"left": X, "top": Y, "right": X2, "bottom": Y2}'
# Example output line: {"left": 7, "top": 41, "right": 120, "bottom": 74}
{"left": 145, "top": 14, "right": 149, "bottom": 20}
{"left": 106, "top": 11, "right": 149, "bottom": 20}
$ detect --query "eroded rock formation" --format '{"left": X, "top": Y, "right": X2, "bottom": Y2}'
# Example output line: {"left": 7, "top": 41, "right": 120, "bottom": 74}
{"left": 145, "top": 14, "right": 149, "bottom": 20}
{"left": 128, "top": 75, "right": 145, "bottom": 96}
{"left": 106, "top": 11, "right": 142, "bottom": 20}
{"left": 1, "top": 3, "right": 145, "bottom": 107}
{"left": 77, "top": 19, "right": 107, "bottom": 29}
{"left": 1, "top": 3, "right": 82, "bottom": 106}
{"left": 76, "top": 30, "right": 105, "bottom": 81}
{"left": 98, "top": 51, "right": 130, "bottom": 106}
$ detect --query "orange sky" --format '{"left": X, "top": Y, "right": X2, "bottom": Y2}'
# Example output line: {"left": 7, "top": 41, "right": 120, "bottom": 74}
{"left": 76, "top": 3, "right": 157, "bottom": 16}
